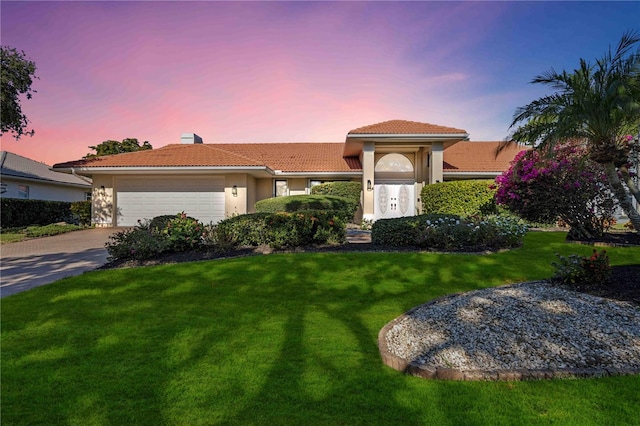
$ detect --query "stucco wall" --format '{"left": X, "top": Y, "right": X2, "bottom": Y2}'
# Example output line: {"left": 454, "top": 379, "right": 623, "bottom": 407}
{"left": 255, "top": 178, "right": 274, "bottom": 202}
{"left": 0, "top": 177, "right": 89, "bottom": 202}
{"left": 287, "top": 178, "right": 307, "bottom": 196}
{"left": 91, "top": 175, "right": 114, "bottom": 227}
{"left": 224, "top": 174, "right": 248, "bottom": 218}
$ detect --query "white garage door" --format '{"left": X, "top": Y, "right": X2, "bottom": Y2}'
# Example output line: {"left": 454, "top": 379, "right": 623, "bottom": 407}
{"left": 116, "top": 177, "right": 225, "bottom": 226}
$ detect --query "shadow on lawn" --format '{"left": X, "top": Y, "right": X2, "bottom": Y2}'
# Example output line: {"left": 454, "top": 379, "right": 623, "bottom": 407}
{"left": 5, "top": 233, "right": 636, "bottom": 424}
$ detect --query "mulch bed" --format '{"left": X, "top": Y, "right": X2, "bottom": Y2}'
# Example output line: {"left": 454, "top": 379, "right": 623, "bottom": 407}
{"left": 100, "top": 232, "right": 640, "bottom": 305}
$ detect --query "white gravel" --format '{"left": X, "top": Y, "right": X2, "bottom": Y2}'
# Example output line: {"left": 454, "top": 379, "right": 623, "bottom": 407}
{"left": 385, "top": 281, "right": 640, "bottom": 372}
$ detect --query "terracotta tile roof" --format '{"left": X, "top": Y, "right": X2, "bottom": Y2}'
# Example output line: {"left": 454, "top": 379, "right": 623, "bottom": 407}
{"left": 53, "top": 143, "right": 362, "bottom": 173}
{"left": 443, "top": 141, "right": 528, "bottom": 173}
{"left": 212, "top": 143, "right": 361, "bottom": 173}
{"left": 348, "top": 119, "right": 467, "bottom": 135}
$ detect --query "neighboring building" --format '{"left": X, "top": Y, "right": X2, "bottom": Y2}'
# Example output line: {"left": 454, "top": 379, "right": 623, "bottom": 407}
{"left": 52, "top": 120, "right": 525, "bottom": 227}
{"left": 1, "top": 151, "right": 92, "bottom": 202}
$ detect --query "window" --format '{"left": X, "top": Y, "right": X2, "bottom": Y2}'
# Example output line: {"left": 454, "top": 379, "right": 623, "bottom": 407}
{"left": 85, "top": 192, "right": 92, "bottom": 201}
{"left": 18, "top": 185, "right": 29, "bottom": 199}
{"left": 275, "top": 180, "right": 288, "bottom": 197}
{"left": 375, "top": 153, "right": 414, "bottom": 172}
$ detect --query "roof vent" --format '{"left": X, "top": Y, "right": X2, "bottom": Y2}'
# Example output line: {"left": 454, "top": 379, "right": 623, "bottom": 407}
{"left": 181, "top": 133, "right": 203, "bottom": 144}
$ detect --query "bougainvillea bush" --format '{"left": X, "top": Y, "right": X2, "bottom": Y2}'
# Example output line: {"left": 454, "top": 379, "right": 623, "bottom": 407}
{"left": 494, "top": 144, "right": 616, "bottom": 239}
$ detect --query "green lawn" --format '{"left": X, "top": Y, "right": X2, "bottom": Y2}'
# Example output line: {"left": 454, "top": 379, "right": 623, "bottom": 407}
{"left": 2, "top": 232, "right": 639, "bottom": 425}
{"left": 0, "top": 224, "right": 84, "bottom": 244}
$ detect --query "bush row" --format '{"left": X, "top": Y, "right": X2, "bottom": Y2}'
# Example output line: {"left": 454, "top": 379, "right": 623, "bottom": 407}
{"left": 310, "top": 181, "right": 361, "bottom": 205}
{"left": 421, "top": 180, "right": 497, "bottom": 217}
{"left": 371, "top": 214, "right": 527, "bottom": 251}
{"left": 106, "top": 210, "right": 346, "bottom": 261}
{"left": 215, "top": 211, "right": 345, "bottom": 249}
{"left": 255, "top": 194, "right": 356, "bottom": 222}
{"left": 1, "top": 198, "right": 90, "bottom": 228}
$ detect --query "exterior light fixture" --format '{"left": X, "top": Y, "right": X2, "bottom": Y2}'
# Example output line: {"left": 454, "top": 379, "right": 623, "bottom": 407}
{"left": 232, "top": 185, "right": 238, "bottom": 197}
{"left": 367, "top": 180, "right": 373, "bottom": 191}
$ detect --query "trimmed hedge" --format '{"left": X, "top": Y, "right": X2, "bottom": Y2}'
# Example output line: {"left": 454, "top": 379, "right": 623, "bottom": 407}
{"left": 214, "top": 211, "right": 345, "bottom": 249}
{"left": 70, "top": 201, "right": 91, "bottom": 226}
{"left": 1, "top": 198, "right": 74, "bottom": 228}
{"left": 311, "top": 181, "right": 361, "bottom": 221}
{"left": 421, "top": 180, "right": 497, "bottom": 217}
{"left": 310, "top": 181, "right": 361, "bottom": 203}
{"left": 371, "top": 214, "right": 527, "bottom": 251}
{"left": 255, "top": 194, "right": 356, "bottom": 222}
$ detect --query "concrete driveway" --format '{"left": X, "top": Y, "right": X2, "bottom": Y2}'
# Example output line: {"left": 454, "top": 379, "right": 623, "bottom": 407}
{"left": 0, "top": 227, "right": 121, "bottom": 298}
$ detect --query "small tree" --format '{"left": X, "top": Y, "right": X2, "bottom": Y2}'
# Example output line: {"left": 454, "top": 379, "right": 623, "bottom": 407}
{"left": 0, "top": 46, "right": 38, "bottom": 139}
{"left": 85, "top": 138, "right": 152, "bottom": 158}
{"left": 508, "top": 31, "right": 640, "bottom": 231}
{"left": 494, "top": 144, "right": 616, "bottom": 239}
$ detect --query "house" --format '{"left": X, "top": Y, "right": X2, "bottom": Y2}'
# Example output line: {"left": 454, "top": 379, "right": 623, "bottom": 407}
{"left": 1, "top": 151, "right": 92, "bottom": 202}
{"left": 52, "top": 120, "right": 524, "bottom": 227}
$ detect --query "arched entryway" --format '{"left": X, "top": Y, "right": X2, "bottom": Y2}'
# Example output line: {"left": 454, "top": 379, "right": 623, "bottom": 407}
{"left": 374, "top": 153, "right": 415, "bottom": 220}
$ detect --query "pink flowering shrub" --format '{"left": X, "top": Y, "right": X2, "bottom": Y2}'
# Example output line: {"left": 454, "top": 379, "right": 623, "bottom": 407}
{"left": 494, "top": 143, "right": 616, "bottom": 239}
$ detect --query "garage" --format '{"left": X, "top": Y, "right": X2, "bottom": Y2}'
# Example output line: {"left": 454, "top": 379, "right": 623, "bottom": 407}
{"left": 116, "top": 177, "right": 225, "bottom": 226}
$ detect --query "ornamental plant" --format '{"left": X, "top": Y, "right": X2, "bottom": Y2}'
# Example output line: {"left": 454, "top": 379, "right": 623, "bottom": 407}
{"left": 162, "top": 212, "right": 207, "bottom": 251}
{"left": 371, "top": 214, "right": 527, "bottom": 251}
{"left": 494, "top": 143, "right": 616, "bottom": 240}
{"left": 552, "top": 249, "right": 611, "bottom": 287}
{"left": 105, "top": 212, "right": 207, "bottom": 261}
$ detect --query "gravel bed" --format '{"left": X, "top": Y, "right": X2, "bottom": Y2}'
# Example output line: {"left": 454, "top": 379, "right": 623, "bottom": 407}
{"left": 382, "top": 281, "right": 640, "bottom": 379}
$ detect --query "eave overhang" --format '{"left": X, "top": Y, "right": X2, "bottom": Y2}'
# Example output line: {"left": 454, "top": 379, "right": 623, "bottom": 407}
{"left": 343, "top": 133, "right": 470, "bottom": 157}
{"left": 54, "top": 165, "right": 275, "bottom": 178}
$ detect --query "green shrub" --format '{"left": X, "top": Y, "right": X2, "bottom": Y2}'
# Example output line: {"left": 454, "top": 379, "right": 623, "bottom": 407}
{"left": 162, "top": 213, "right": 207, "bottom": 252}
{"left": 552, "top": 249, "right": 611, "bottom": 287}
{"left": 421, "top": 180, "right": 497, "bottom": 217}
{"left": 105, "top": 224, "right": 169, "bottom": 261}
{"left": 215, "top": 211, "right": 345, "bottom": 249}
{"left": 371, "top": 214, "right": 459, "bottom": 247}
{"left": 311, "top": 181, "right": 361, "bottom": 220}
{"left": 105, "top": 213, "right": 207, "bottom": 261}
{"left": 70, "top": 201, "right": 91, "bottom": 226}
{"left": 310, "top": 181, "right": 361, "bottom": 203}
{"left": 255, "top": 194, "right": 356, "bottom": 222}
{"left": 371, "top": 214, "right": 527, "bottom": 251}
{"left": 1, "top": 198, "right": 73, "bottom": 228}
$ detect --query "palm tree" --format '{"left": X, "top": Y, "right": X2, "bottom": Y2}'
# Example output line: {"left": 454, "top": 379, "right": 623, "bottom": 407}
{"left": 509, "top": 31, "right": 640, "bottom": 232}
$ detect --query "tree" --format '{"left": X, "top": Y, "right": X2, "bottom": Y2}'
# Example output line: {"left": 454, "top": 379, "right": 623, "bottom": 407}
{"left": 495, "top": 143, "right": 616, "bottom": 239}
{"left": 1, "top": 46, "right": 38, "bottom": 139}
{"left": 508, "top": 31, "right": 640, "bottom": 232}
{"left": 85, "top": 138, "right": 153, "bottom": 158}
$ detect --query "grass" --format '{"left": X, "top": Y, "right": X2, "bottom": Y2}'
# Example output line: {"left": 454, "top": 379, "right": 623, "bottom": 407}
{"left": 0, "top": 223, "right": 84, "bottom": 244}
{"left": 2, "top": 232, "right": 639, "bottom": 425}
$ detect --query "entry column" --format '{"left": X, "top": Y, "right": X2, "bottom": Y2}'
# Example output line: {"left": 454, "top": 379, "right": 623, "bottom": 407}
{"left": 362, "top": 141, "right": 375, "bottom": 220}
{"left": 429, "top": 142, "right": 444, "bottom": 184}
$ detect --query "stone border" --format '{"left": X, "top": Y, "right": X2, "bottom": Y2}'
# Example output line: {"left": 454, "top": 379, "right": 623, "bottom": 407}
{"left": 377, "top": 294, "right": 640, "bottom": 381}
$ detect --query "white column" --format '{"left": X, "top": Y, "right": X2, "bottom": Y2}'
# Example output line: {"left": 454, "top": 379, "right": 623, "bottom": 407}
{"left": 362, "top": 142, "right": 375, "bottom": 220}
{"left": 429, "top": 142, "right": 443, "bottom": 184}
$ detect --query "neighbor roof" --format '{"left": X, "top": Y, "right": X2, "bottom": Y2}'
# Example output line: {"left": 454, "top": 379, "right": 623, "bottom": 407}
{"left": 1, "top": 151, "right": 91, "bottom": 187}
{"left": 53, "top": 143, "right": 362, "bottom": 173}
{"left": 348, "top": 119, "right": 467, "bottom": 135}
{"left": 443, "top": 142, "right": 528, "bottom": 173}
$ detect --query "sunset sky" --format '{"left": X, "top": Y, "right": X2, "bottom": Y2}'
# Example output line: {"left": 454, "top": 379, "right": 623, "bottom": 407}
{"left": 1, "top": 1, "right": 638, "bottom": 166}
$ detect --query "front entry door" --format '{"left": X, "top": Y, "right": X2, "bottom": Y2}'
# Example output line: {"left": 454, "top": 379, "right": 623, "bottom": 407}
{"left": 374, "top": 183, "right": 414, "bottom": 220}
